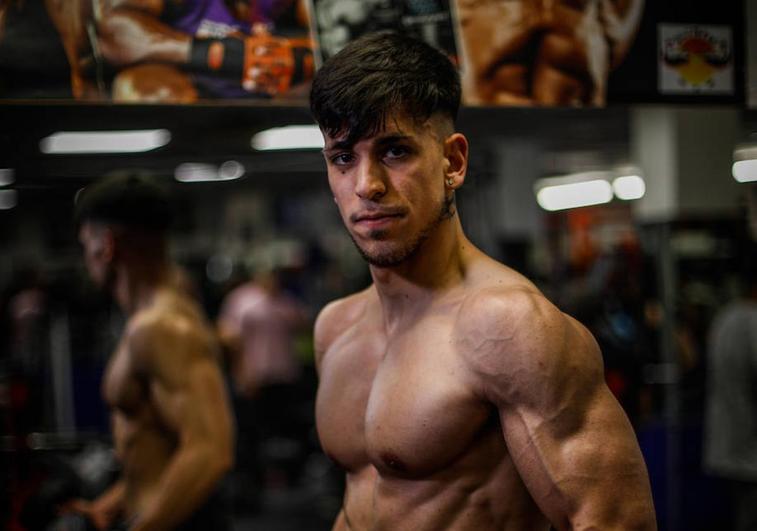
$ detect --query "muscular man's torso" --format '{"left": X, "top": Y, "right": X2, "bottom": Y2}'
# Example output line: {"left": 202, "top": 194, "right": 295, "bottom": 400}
{"left": 316, "top": 258, "right": 551, "bottom": 530}
{"left": 102, "top": 291, "right": 210, "bottom": 517}
{"left": 454, "top": 0, "right": 622, "bottom": 105}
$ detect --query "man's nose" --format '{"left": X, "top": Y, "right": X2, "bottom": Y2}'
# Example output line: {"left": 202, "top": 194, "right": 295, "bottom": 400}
{"left": 355, "top": 159, "right": 386, "bottom": 200}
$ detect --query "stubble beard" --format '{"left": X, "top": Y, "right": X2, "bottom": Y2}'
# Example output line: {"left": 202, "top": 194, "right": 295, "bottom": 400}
{"left": 351, "top": 194, "right": 455, "bottom": 268}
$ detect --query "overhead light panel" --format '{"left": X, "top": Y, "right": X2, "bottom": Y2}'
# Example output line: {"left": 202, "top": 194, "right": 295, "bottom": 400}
{"left": 0, "top": 168, "right": 14, "bottom": 186}
{"left": 733, "top": 160, "right": 757, "bottom": 183}
{"left": 535, "top": 172, "right": 614, "bottom": 211}
{"left": 732, "top": 144, "right": 757, "bottom": 183}
{"left": 40, "top": 129, "right": 171, "bottom": 154}
{"left": 0, "top": 189, "right": 18, "bottom": 210}
{"left": 175, "top": 161, "right": 245, "bottom": 182}
{"left": 612, "top": 174, "right": 646, "bottom": 200}
{"left": 251, "top": 125, "right": 323, "bottom": 151}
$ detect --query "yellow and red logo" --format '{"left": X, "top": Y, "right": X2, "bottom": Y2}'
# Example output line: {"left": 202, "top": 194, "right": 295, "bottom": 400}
{"left": 662, "top": 28, "right": 730, "bottom": 88}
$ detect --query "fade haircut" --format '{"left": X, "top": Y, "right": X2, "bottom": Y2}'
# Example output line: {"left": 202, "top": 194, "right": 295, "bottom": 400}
{"left": 74, "top": 174, "right": 173, "bottom": 231}
{"left": 310, "top": 31, "right": 461, "bottom": 145}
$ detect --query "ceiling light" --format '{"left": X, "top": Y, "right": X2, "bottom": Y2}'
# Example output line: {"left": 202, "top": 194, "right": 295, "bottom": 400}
{"left": 0, "top": 168, "right": 14, "bottom": 186}
{"left": 251, "top": 125, "right": 323, "bottom": 151}
{"left": 175, "top": 161, "right": 245, "bottom": 182}
{"left": 218, "top": 160, "right": 245, "bottom": 180}
{"left": 40, "top": 129, "right": 171, "bottom": 154}
{"left": 612, "top": 175, "right": 646, "bottom": 200}
{"left": 535, "top": 175, "right": 613, "bottom": 211}
{"left": 0, "top": 189, "right": 18, "bottom": 210}
{"left": 732, "top": 144, "right": 757, "bottom": 183}
{"left": 733, "top": 160, "right": 757, "bottom": 183}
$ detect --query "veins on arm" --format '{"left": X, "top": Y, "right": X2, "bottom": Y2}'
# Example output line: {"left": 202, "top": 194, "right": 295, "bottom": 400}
{"left": 461, "top": 288, "right": 655, "bottom": 530}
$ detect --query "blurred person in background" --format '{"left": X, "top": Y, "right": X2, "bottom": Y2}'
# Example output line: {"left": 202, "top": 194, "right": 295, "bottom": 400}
{"left": 61, "top": 174, "right": 234, "bottom": 531}
{"left": 217, "top": 263, "right": 309, "bottom": 496}
{"left": 0, "top": 265, "right": 50, "bottom": 436}
{"left": 704, "top": 236, "right": 757, "bottom": 531}
{"left": 218, "top": 264, "right": 308, "bottom": 399}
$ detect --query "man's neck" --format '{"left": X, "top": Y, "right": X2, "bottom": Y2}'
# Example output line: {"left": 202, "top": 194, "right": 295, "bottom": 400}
{"left": 113, "top": 260, "right": 173, "bottom": 315}
{"left": 370, "top": 220, "right": 472, "bottom": 332}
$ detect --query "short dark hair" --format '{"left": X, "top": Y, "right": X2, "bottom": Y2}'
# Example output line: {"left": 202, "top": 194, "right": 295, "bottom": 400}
{"left": 310, "top": 31, "right": 461, "bottom": 144}
{"left": 74, "top": 174, "right": 173, "bottom": 231}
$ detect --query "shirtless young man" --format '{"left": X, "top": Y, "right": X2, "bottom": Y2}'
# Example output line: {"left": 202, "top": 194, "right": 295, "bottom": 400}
{"left": 453, "top": 0, "right": 645, "bottom": 106}
{"left": 310, "top": 32, "right": 656, "bottom": 530}
{"left": 69, "top": 175, "right": 234, "bottom": 530}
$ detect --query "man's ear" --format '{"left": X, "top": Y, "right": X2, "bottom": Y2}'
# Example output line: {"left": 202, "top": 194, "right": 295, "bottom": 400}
{"left": 443, "top": 133, "right": 468, "bottom": 189}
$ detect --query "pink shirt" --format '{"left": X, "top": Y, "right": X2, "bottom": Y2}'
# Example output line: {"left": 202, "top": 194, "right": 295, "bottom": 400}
{"left": 219, "top": 282, "right": 305, "bottom": 394}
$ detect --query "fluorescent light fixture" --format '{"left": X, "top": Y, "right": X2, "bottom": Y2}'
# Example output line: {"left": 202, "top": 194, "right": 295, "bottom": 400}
{"left": 175, "top": 160, "right": 245, "bottom": 182}
{"left": 40, "top": 129, "right": 171, "bottom": 154}
{"left": 219, "top": 160, "right": 245, "bottom": 180}
{"left": 0, "top": 189, "right": 18, "bottom": 210}
{"left": 733, "top": 144, "right": 757, "bottom": 183}
{"left": 251, "top": 125, "right": 323, "bottom": 151}
{"left": 612, "top": 175, "right": 646, "bottom": 200}
{"left": 733, "top": 160, "right": 757, "bottom": 183}
{"left": 0, "top": 168, "right": 14, "bottom": 186}
{"left": 732, "top": 145, "right": 757, "bottom": 184}
{"left": 535, "top": 174, "right": 613, "bottom": 211}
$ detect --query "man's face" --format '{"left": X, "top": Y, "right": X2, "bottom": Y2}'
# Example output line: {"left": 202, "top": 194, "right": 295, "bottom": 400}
{"left": 322, "top": 113, "right": 454, "bottom": 267}
{"left": 78, "top": 221, "right": 114, "bottom": 290}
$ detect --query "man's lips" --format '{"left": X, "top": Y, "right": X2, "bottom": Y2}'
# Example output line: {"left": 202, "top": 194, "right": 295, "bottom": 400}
{"left": 351, "top": 209, "right": 405, "bottom": 227}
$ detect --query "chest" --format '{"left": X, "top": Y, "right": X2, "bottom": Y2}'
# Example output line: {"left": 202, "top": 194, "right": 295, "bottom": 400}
{"left": 316, "top": 316, "right": 494, "bottom": 477}
{"left": 103, "top": 342, "right": 146, "bottom": 415}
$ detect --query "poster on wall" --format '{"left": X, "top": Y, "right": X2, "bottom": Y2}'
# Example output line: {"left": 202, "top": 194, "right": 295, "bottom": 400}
{"left": 0, "top": 0, "right": 315, "bottom": 103}
{"left": 0, "top": 0, "right": 744, "bottom": 106}
{"left": 658, "top": 24, "right": 733, "bottom": 95}
{"left": 309, "top": 0, "right": 458, "bottom": 64}
{"left": 452, "top": 0, "right": 646, "bottom": 107}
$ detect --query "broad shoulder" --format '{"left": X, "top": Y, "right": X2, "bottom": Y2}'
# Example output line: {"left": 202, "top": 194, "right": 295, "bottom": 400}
{"left": 456, "top": 284, "right": 565, "bottom": 347}
{"left": 314, "top": 286, "right": 375, "bottom": 370}
{"left": 456, "top": 284, "right": 603, "bottom": 407}
{"left": 126, "top": 294, "right": 215, "bottom": 371}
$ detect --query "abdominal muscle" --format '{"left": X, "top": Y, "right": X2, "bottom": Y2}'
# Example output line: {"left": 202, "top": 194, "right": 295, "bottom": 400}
{"left": 335, "top": 429, "right": 550, "bottom": 531}
{"left": 112, "top": 410, "right": 177, "bottom": 516}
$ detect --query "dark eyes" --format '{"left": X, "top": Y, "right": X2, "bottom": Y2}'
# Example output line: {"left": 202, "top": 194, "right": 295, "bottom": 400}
{"left": 384, "top": 145, "right": 409, "bottom": 160}
{"left": 330, "top": 153, "right": 355, "bottom": 166}
{"left": 327, "top": 145, "right": 411, "bottom": 167}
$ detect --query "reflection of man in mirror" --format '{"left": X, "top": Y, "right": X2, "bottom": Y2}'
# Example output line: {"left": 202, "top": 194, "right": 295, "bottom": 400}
{"left": 453, "top": 0, "right": 644, "bottom": 106}
{"left": 1, "top": 0, "right": 314, "bottom": 101}
{"left": 66, "top": 175, "right": 235, "bottom": 530}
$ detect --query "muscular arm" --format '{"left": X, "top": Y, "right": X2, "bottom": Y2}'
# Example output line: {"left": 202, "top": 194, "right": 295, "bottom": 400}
{"left": 128, "top": 315, "right": 235, "bottom": 531}
{"left": 463, "top": 288, "right": 656, "bottom": 530}
{"left": 95, "top": 3, "right": 191, "bottom": 67}
{"left": 600, "top": 0, "right": 645, "bottom": 67}
{"left": 64, "top": 480, "right": 126, "bottom": 530}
